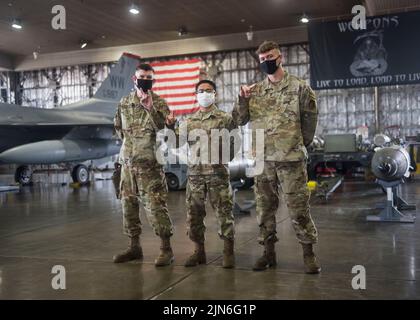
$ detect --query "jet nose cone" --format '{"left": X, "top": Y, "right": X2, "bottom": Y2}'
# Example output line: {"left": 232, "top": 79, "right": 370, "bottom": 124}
{"left": 0, "top": 148, "right": 28, "bottom": 164}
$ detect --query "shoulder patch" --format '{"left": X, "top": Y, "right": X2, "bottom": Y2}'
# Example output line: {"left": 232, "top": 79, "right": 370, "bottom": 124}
{"left": 120, "top": 95, "right": 129, "bottom": 104}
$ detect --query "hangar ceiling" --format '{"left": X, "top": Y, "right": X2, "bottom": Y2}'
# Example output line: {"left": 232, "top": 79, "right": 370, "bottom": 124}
{"left": 0, "top": 0, "right": 358, "bottom": 57}
{"left": 0, "top": 0, "right": 419, "bottom": 66}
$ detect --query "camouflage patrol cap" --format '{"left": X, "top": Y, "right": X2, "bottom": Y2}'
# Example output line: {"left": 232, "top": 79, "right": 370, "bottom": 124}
{"left": 256, "top": 41, "right": 280, "bottom": 54}
{"left": 136, "top": 63, "right": 155, "bottom": 73}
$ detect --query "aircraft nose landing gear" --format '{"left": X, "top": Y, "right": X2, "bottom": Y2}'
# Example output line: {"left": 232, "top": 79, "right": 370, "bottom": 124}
{"left": 14, "top": 165, "right": 33, "bottom": 185}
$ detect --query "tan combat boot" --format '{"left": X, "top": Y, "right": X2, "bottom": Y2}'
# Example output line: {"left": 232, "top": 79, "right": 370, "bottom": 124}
{"left": 302, "top": 243, "right": 321, "bottom": 274}
{"left": 113, "top": 235, "right": 143, "bottom": 263}
{"left": 252, "top": 239, "right": 277, "bottom": 271}
{"left": 155, "top": 236, "right": 174, "bottom": 267}
{"left": 184, "top": 242, "right": 206, "bottom": 267}
{"left": 222, "top": 239, "right": 235, "bottom": 269}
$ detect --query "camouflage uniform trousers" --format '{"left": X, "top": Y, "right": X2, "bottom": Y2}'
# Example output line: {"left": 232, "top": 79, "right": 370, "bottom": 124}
{"left": 255, "top": 160, "right": 318, "bottom": 245}
{"left": 186, "top": 174, "right": 235, "bottom": 243}
{"left": 119, "top": 161, "right": 173, "bottom": 238}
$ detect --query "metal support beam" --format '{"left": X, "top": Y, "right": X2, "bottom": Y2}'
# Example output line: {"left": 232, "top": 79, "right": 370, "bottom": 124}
{"left": 9, "top": 72, "right": 23, "bottom": 105}
{"left": 13, "top": 26, "right": 308, "bottom": 71}
{"left": 374, "top": 86, "right": 380, "bottom": 134}
{"left": 0, "top": 52, "right": 13, "bottom": 71}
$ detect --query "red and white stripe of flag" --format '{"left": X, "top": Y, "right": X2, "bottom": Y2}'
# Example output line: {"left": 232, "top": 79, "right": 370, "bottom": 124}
{"left": 151, "top": 59, "right": 201, "bottom": 115}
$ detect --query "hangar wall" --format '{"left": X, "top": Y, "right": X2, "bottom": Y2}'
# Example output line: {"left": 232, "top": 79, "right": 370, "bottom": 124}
{"left": 2, "top": 63, "right": 112, "bottom": 107}
{"left": 1, "top": 44, "right": 419, "bottom": 138}
{"left": 0, "top": 71, "right": 13, "bottom": 104}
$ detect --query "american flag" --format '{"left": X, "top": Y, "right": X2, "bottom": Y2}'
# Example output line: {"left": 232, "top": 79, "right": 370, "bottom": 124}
{"left": 151, "top": 59, "right": 201, "bottom": 115}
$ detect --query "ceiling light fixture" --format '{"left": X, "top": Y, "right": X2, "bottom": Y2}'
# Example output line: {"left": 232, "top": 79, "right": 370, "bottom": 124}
{"left": 246, "top": 25, "right": 254, "bottom": 41}
{"left": 178, "top": 26, "right": 188, "bottom": 37}
{"left": 12, "top": 19, "right": 22, "bottom": 29}
{"left": 33, "top": 46, "right": 41, "bottom": 60}
{"left": 80, "top": 40, "right": 89, "bottom": 49}
{"left": 300, "top": 13, "right": 309, "bottom": 24}
{"left": 129, "top": 3, "right": 140, "bottom": 15}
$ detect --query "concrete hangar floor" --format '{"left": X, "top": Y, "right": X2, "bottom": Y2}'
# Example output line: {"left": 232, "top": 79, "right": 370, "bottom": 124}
{"left": 0, "top": 178, "right": 419, "bottom": 300}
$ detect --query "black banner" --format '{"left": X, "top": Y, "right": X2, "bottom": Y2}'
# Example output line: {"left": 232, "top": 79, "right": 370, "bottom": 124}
{"left": 308, "top": 10, "right": 420, "bottom": 90}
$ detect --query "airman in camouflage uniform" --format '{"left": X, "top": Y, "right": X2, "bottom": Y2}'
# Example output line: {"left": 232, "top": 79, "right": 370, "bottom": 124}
{"left": 169, "top": 80, "right": 239, "bottom": 268}
{"left": 232, "top": 41, "right": 321, "bottom": 273}
{"left": 113, "top": 63, "right": 175, "bottom": 267}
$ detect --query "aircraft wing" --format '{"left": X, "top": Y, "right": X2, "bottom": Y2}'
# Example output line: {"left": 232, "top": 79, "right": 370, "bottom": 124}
{"left": 0, "top": 100, "right": 114, "bottom": 127}
{"left": 0, "top": 52, "right": 141, "bottom": 164}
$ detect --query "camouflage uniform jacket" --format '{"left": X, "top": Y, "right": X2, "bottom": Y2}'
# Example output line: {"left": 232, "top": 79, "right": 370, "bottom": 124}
{"left": 232, "top": 71, "right": 318, "bottom": 162}
{"left": 178, "top": 104, "right": 239, "bottom": 176}
{"left": 113, "top": 91, "right": 171, "bottom": 166}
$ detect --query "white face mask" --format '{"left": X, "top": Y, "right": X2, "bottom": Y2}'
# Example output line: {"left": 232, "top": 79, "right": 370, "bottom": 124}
{"left": 197, "top": 92, "right": 215, "bottom": 108}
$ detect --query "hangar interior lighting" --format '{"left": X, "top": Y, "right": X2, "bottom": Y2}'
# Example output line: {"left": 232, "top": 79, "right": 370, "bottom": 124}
{"left": 129, "top": 3, "right": 140, "bottom": 15}
{"left": 12, "top": 19, "right": 22, "bottom": 29}
{"left": 300, "top": 13, "right": 309, "bottom": 23}
{"left": 178, "top": 26, "right": 188, "bottom": 37}
{"left": 246, "top": 25, "right": 254, "bottom": 41}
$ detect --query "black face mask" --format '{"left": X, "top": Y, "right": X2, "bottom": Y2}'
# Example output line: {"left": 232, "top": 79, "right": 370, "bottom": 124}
{"left": 260, "top": 57, "right": 280, "bottom": 75}
{"left": 136, "top": 79, "right": 153, "bottom": 92}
